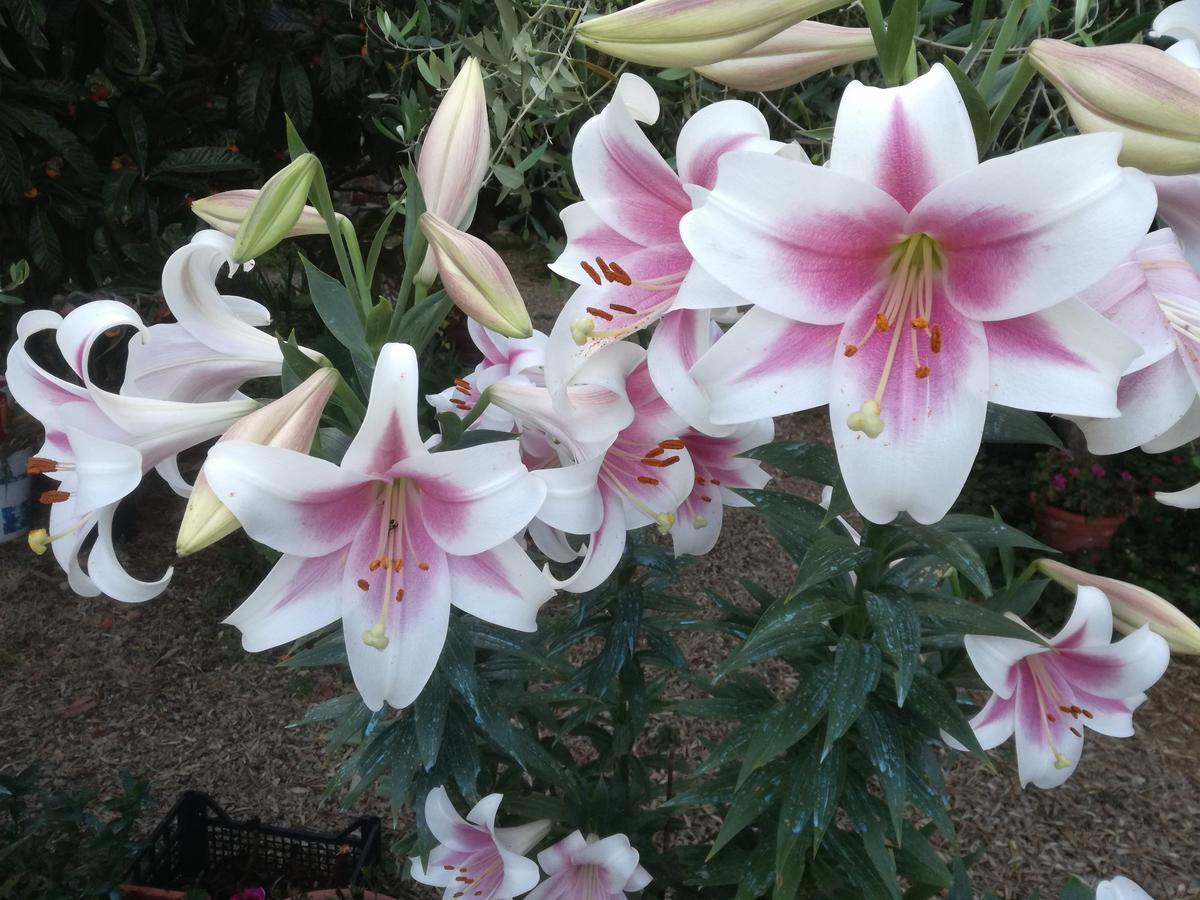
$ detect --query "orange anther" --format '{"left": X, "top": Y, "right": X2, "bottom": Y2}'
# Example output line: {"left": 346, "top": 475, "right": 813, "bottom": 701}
{"left": 874, "top": 313, "right": 890, "bottom": 331}
{"left": 609, "top": 302, "right": 637, "bottom": 315}
{"left": 38, "top": 490, "right": 70, "bottom": 504}
{"left": 659, "top": 439, "right": 685, "bottom": 449}
{"left": 641, "top": 455, "right": 680, "bottom": 468}
{"left": 710, "top": 479, "right": 722, "bottom": 485}
{"left": 700, "top": 495, "right": 712, "bottom": 502}
{"left": 843, "top": 344, "right": 858, "bottom": 358}
{"left": 393, "top": 559, "right": 404, "bottom": 572}
{"left": 369, "top": 559, "right": 382, "bottom": 572}
{"left": 395, "top": 589, "right": 405, "bottom": 602}
{"left": 418, "top": 562, "right": 429, "bottom": 571}
{"left": 585, "top": 306, "right": 614, "bottom": 321}
{"left": 608, "top": 262, "right": 632, "bottom": 285}
{"left": 356, "top": 579, "right": 370, "bottom": 591}
{"left": 580, "top": 261, "right": 602, "bottom": 285}
{"left": 930, "top": 324, "right": 942, "bottom": 353}
{"left": 645, "top": 446, "right": 665, "bottom": 458}
{"left": 637, "top": 476, "right": 659, "bottom": 485}
{"left": 915, "top": 365, "right": 930, "bottom": 379}
{"left": 911, "top": 317, "right": 929, "bottom": 329}
{"left": 26, "top": 457, "right": 59, "bottom": 475}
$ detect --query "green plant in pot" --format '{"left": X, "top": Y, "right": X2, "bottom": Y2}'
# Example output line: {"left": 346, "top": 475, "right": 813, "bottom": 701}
{"left": 1031, "top": 447, "right": 1140, "bottom": 553}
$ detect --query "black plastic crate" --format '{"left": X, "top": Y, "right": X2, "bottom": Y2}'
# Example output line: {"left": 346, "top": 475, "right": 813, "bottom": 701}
{"left": 125, "top": 791, "right": 381, "bottom": 895}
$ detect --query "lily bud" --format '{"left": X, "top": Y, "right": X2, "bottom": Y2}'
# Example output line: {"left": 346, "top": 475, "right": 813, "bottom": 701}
{"left": 176, "top": 367, "right": 338, "bottom": 556}
{"left": 191, "top": 189, "right": 329, "bottom": 240}
{"left": 1036, "top": 558, "right": 1200, "bottom": 654}
{"left": 419, "top": 212, "right": 532, "bottom": 339}
{"left": 416, "top": 57, "right": 490, "bottom": 285}
{"left": 694, "top": 22, "right": 876, "bottom": 91}
{"left": 1029, "top": 38, "right": 1200, "bottom": 175}
{"left": 229, "top": 153, "right": 322, "bottom": 263}
{"left": 574, "top": 0, "right": 846, "bottom": 68}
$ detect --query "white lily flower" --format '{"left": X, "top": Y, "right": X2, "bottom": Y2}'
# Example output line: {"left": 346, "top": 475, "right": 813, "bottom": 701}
{"left": 9, "top": 301, "right": 257, "bottom": 602}
{"left": 529, "top": 831, "right": 651, "bottom": 900}
{"left": 679, "top": 64, "right": 1151, "bottom": 523}
{"left": 1096, "top": 875, "right": 1154, "bottom": 900}
{"left": 953, "top": 587, "right": 1169, "bottom": 789}
{"left": 203, "top": 343, "right": 552, "bottom": 711}
{"left": 547, "top": 73, "right": 784, "bottom": 436}
{"left": 410, "top": 786, "right": 548, "bottom": 900}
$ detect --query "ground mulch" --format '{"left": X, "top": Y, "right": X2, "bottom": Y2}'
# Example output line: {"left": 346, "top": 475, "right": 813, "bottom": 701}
{"left": 2, "top": 245, "right": 1197, "bottom": 897}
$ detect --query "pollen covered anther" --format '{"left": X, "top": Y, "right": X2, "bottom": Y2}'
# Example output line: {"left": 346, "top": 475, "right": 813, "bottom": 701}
{"left": 911, "top": 317, "right": 929, "bottom": 329}
{"left": 637, "top": 476, "right": 659, "bottom": 485}
{"left": 585, "top": 305, "right": 615, "bottom": 321}
{"left": 843, "top": 344, "right": 858, "bottom": 357}
{"left": 641, "top": 455, "right": 680, "bottom": 467}
{"left": 930, "top": 324, "right": 942, "bottom": 353}
{"left": 25, "top": 457, "right": 59, "bottom": 475}
{"left": 39, "top": 490, "right": 71, "bottom": 504}
{"left": 609, "top": 302, "right": 638, "bottom": 315}
{"left": 580, "top": 260, "right": 602, "bottom": 285}
{"left": 915, "top": 365, "right": 931, "bottom": 379}
{"left": 875, "top": 313, "right": 890, "bottom": 331}
{"left": 659, "top": 439, "right": 686, "bottom": 449}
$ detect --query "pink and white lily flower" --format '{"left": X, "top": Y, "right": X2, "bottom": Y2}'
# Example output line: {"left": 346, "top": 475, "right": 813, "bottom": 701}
{"left": 410, "top": 786, "right": 549, "bottom": 900}
{"left": 546, "top": 73, "right": 783, "bottom": 434}
{"left": 9, "top": 301, "right": 257, "bottom": 601}
{"left": 492, "top": 349, "right": 695, "bottom": 592}
{"left": 428, "top": 319, "right": 548, "bottom": 433}
{"left": 528, "top": 831, "right": 652, "bottom": 900}
{"left": 956, "top": 587, "right": 1169, "bottom": 789}
{"left": 669, "top": 419, "right": 773, "bottom": 558}
{"left": 124, "top": 231, "right": 318, "bottom": 404}
{"left": 680, "top": 64, "right": 1154, "bottom": 523}
{"left": 1074, "top": 229, "right": 1200, "bottom": 508}
{"left": 203, "top": 343, "right": 552, "bottom": 710}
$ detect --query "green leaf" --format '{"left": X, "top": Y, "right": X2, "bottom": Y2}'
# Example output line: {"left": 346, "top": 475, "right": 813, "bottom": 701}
{"left": 865, "top": 590, "right": 920, "bottom": 706}
{"left": 881, "top": 0, "right": 919, "bottom": 87}
{"left": 794, "top": 736, "right": 845, "bottom": 851}
{"left": 117, "top": 102, "right": 149, "bottom": 170}
{"left": 823, "top": 638, "right": 882, "bottom": 758}
{"left": 913, "top": 598, "right": 1046, "bottom": 645}
{"left": 27, "top": 205, "right": 63, "bottom": 276}
{"left": 895, "top": 824, "right": 953, "bottom": 889}
{"left": 737, "top": 489, "right": 827, "bottom": 564}
{"left": 739, "top": 670, "right": 832, "bottom": 784}
{"left": 855, "top": 704, "right": 906, "bottom": 838}
{"left": 709, "top": 761, "right": 788, "bottom": 858}
{"left": 937, "top": 514, "right": 1052, "bottom": 552}
{"left": 0, "top": 126, "right": 23, "bottom": 202}
{"left": 238, "top": 58, "right": 278, "bottom": 135}
{"left": 279, "top": 58, "right": 314, "bottom": 131}
{"left": 741, "top": 441, "right": 841, "bottom": 486}
{"left": 941, "top": 58, "right": 989, "bottom": 153}
{"left": 982, "top": 403, "right": 1062, "bottom": 447}
{"left": 716, "top": 593, "right": 844, "bottom": 680}
{"left": 905, "top": 669, "right": 987, "bottom": 761}
{"left": 413, "top": 671, "right": 450, "bottom": 769}
{"left": 825, "top": 829, "right": 901, "bottom": 900}
{"left": 791, "top": 533, "right": 873, "bottom": 596}
{"left": 889, "top": 519, "right": 992, "bottom": 597}
{"left": 149, "top": 147, "right": 257, "bottom": 177}
{"left": 1057, "top": 877, "right": 1095, "bottom": 900}
{"left": 393, "top": 290, "right": 453, "bottom": 355}
{"left": 300, "top": 256, "right": 372, "bottom": 363}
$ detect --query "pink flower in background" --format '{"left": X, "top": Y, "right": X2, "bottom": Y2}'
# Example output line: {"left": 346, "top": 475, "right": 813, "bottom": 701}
{"left": 1091, "top": 464, "right": 1107, "bottom": 478}
{"left": 680, "top": 63, "right": 1152, "bottom": 523}
{"left": 204, "top": 344, "right": 552, "bottom": 710}
{"left": 528, "top": 831, "right": 651, "bottom": 900}
{"left": 1121, "top": 470, "right": 1134, "bottom": 481}
{"left": 230, "top": 889, "right": 266, "bottom": 900}
{"left": 410, "top": 787, "right": 548, "bottom": 900}
{"left": 1068, "top": 466, "right": 1080, "bottom": 477}
{"left": 954, "top": 587, "right": 1169, "bottom": 789}
{"left": 1051, "top": 474, "right": 1069, "bottom": 490}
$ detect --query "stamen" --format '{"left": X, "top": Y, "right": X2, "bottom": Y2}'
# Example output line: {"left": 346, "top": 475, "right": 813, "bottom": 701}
{"left": 608, "top": 262, "right": 632, "bottom": 285}
{"left": 911, "top": 317, "right": 929, "bottom": 329}
{"left": 637, "top": 476, "right": 659, "bottom": 485}
{"left": 418, "top": 562, "right": 429, "bottom": 571}
{"left": 395, "top": 589, "right": 404, "bottom": 602}
{"left": 875, "top": 313, "right": 890, "bottom": 332}
{"left": 393, "top": 559, "right": 404, "bottom": 572}
{"left": 357, "top": 579, "right": 370, "bottom": 591}
{"left": 641, "top": 455, "right": 680, "bottom": 467}
{"left": 609, "top": 302, "right": 637, "bottom": 315}
{"left": 843, "top": 344, "right": 858, "bottom": 357}
{"left": 1069, "top": 726, "right": 1082, "bottom": 737}
{"left": 39, "top": 490, "right": 71, "bottom": 504}
{"left": 580, "top": 261, "right": 602, "bottom": 285}
{"left": 710, "top": 479, "right": 722, "bottom": 485}
{"left": 645, "top": 446, "right": 665, "bottom": 458}
{"left": 695, "top": 475, "right": 706, "bottom": 485}
{"left": 369, "top": 559, "right": 382, "bottom": 572}
{"left": 915, "top": 365, "right": 930, "bottom": 379}
{"left": 585, "top": 306, "right": 614, "bottom": 322}
{"left": 595, "top": 256, "right": 614, "bottom": 280}
{"left": 26, "top": 457, "right": 60, "bottom": 475}
{"left": 930, "top": 324, "right": 942, "bottom": 353}
{"left": 659, "top": 439, "right": 685, "bottom": 449}
{"left": 700, "top": 495, "right": 712, "bottom": 502}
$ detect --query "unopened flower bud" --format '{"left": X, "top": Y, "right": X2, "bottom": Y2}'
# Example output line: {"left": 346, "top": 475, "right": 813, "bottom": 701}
{"left": 419, "top": 212, "right": 532, "bottom": 338}
{"left": 417, "top": 57, "right": 490, "bottom": 284}
{"left": 1030, "top": 38, "right": 1200, "bottom": 175}
{"left": 191, "top": 189, "right": 330, "bottom": 240}
{"left": 574, "top": 0, "right": 846, "bottom": 68}
{"left": 228, "top": 153, "right": 322, "bottom": 263}
{"left": 1036, "top": 558, "right": 1200, "bottom": 654}
{"left": 694, "top": 22, "right": 876, "bottom": 91}
{"left": 176, "top": 368, "right": 338, "bottom": 556}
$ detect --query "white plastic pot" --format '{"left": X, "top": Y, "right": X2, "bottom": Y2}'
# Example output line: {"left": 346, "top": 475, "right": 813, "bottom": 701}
{"left": 0, "top": 448, "right": 32, "bottom": 543}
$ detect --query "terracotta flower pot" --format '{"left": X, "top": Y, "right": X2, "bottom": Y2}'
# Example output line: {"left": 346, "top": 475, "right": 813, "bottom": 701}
{"left": 119, "top": 886, "right": 193, "bottom": 900}
{"left": 1034, "top": 503, "right": 1126, "bottom": 552}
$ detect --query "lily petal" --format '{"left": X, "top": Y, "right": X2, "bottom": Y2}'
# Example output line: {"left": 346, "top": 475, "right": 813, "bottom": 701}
{"left": 912, "top": 134, "right": 1157, "bottom": 321}
{"left": 342, "top": 343, "right": 426, "bottom": 475}
{"left": 675, "top": 98, "right": 777, "bottom": 191}
{"left": 447, "top": 538, "right": 554, "bottom": 631}
{"left": 1080, "top": 356, "right": 1198, "bottom": 453}
{"left": 223, "top": 552, "right": 344, "bottom": 651}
